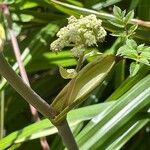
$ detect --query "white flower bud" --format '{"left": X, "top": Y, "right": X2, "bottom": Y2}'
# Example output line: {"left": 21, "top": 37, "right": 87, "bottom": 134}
{"left": 50, "top": 14, "right": 107, "bottom": 57}
{"left": 71, "top": 45, "right": 85, "bottom": 58}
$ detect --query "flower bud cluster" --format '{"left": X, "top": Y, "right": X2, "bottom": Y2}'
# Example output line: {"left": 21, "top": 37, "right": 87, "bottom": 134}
{"left": 50, "top": 15, "right": 106, "bottom": 57}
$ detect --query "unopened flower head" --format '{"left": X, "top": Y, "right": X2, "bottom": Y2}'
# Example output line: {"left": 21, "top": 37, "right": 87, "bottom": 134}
{"left": 50, "top": 15, "right": 107, "bottom": 57}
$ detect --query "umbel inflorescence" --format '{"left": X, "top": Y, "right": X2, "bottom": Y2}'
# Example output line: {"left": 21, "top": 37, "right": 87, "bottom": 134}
{"left": 50, "top": 14, "right": 107, "bottom": 57}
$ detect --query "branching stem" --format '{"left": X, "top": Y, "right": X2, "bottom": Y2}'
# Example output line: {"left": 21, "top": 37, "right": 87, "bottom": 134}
{"left": 0, "top": 52, "right": 79, "bottom": 150}
{"left": 1, "top": 4, "right": 50, "bottom": 149}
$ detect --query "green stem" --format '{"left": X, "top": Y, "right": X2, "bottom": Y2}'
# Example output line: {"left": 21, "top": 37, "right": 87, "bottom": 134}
{"left": 0, "top": 52, "right": 54, "bottom": 120}
{"left": 56, "top": 119, "right": 79, "bottom": 150}
{"left": 75, "top": 54, "right": 84, "bottom": 72}
{"left": 0, "top": 52, "right": 78, "bottom": 150}
{"left": 0, "top": 88, "right": 4, "bottom": 139}
{"left": 67, "top": 54, "right": 84, "bottom": 105}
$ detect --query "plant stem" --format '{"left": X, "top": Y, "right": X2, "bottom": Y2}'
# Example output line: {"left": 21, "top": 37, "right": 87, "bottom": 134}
{"left": 2, "top": 4, "right": 50, "bottom": 149}
{"left": 75, "top": 54, "right": 84, "bottom": 72}
{"left": 0, "top": 52, "right": 79, "bottom": 150}
{"left": 56, "top": 119, "right": 79, "bottom": 150}
{"left": 0, "top": 88, "right": 4, "bottom": 139}
{"left": 51, "top": 0, "right": 150, "bottom": 28}
{"left": 0, "top": 52, "right": 54, "bottom": 120}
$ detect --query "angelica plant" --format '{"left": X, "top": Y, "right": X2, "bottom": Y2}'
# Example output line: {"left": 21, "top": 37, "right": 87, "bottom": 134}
{"left": 50, "top": 15, "right": 107, "bottom": 79}
{"left": 50, "top": 15, "right": 115, "bottom": 125}
{"left": 0, "top": 15, "right": 111, "bottom": 150}
{"left": 0, "top": 6, "right": 149, "bottom": 150}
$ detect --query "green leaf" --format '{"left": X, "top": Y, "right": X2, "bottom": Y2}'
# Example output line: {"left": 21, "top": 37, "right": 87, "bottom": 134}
{"left": 27, "top": 51, "right": 76, "bottom": 72}
{"left": 106, "top": 116, "right": 149, "bottom": 150}
{"left": 117, "top": 45, "right": 138, "bottom": 60}
{"left": 126, "top": 39, "right": 137, "bottom": 49}
{"left": 109, "top": 19, "right": 125, "bottom": 28}
{"left": 107, "top": 65, "right": 150, "bottom": 101}
{"left": 0, "top": 101, "right": 115, "bottom": 150}
{"left": 138, "top": 57, "right": 150, "bottom": 66}
{"left": 142, "top": 46, "right": 150, "bottom": 52}
{"left": 113, "top": 6, "right": 122, "bottom": 19}
{"left": 137, "top": 44, "right": 145, "bottom": 52}
{"left": 76, "top": 74, "right": 150, "bottom": 149}
{"left": 117, "top": 39, "right": 139, "bottom": 61}
{"left": 141, "top": 51, "right": 150, "bottom": 60}
{"left": 92, "top": 0, "right": 122, "bottom": 10}
{"left": 51, "top": 54, "right": 115, "bottom": 123}
{"left": 128, "top": 24, "right": 138, "bottom": 34}
{"left": 124, "top": 10, "right": 134, "bottom": 25}
{"left": 129, "top": 62, "right": 140, "bottom": 77}
{"left": 59, "top": 66, "right": 77, "bottom": 79}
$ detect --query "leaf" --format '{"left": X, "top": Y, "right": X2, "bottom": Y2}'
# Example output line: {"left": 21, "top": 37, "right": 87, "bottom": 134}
{"left": 110, "top": 31, "right": 126, "bottom": 37}
{"left": 59, "top": 66, "right": 77, "bottom": 79}
{"left": 128, "top": 24, "right": 138, "bottom": 34}
{"left": 84, "top": 50, "right": 102, "bottom": 59}
{"left": 27, "top": 51, "right": 76, "bottom": 72}
{"left": 129, "top": 0, "right": 140, "bottom": 10}
{"left": 51, "top": 54, "right": 115, "bottom": 123}
{"left": 124, "top": 10, "right": 134, "bottom": 24}
{"left": 106, "top": 116, "right": 149, "bottom": 150}
{"left": 141, "top": 51, "right": 150, "bottom": 60}
{"left": 117, "top": 39, "right": 139, "bottom": 61}
{"left": 113, "top": 6, "right": 122, "bottom": 19}
{"left": 129, "top": 62, "right": 140, "bottom": 77}
{"left": 76, "top": 74, "right": 150, "bottom": 149}
{"left": 126, "top": 39, "right": 137, "bottom": 49}
{"left": 109, "top": 19, "right": 125, "bottom": 28}
{"left": 0, "top": 101, "right": 115, "bottom": 150}
{"left": 138, "top": 57, "right": 150, "bottom": 66}
{"left": 137, "top": 44, "right": 145, "bottom": 52}
{"left": 117, "top": 45, "right": 138, "bottom": 60}
{"left": 92, "top": 0, "right": 122, "bottom": 10}
{"left": 50, "top": 0, "right": 150, "bottom": 41}
{"left": 142, "top": 46, "right": 150, "bottom": 52}
{"left": 107, "top": 65, "right": 150, "bottom": 101}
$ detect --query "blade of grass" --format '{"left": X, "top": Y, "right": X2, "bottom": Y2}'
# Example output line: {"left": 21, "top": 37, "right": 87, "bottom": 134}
{"left": 76, "top": 74, "right": 150, "bottom": 149}
{"left": 0, "top": 101, "right": 115, "bottom": 149}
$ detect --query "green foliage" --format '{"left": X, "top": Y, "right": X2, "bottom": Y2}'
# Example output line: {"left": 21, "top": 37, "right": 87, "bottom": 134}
{"left": 110, "top": 6, "right": 138, "bottom": 39}
{"left": 0, "top": 101, "right": 114, "bottom": 149}
{"left": 51, "top": 54, "right": 115, "bottom": 123}
{"left": 117, "top": 39, "right": 150, "bottom": 76}
{"left": 0, "top": 0, "right": 150, "bottom": 150}
{"left": 59, "top": 66, "right": 77, "bottom": 79}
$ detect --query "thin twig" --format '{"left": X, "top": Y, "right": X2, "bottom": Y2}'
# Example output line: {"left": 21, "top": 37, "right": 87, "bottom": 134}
{"left": 1, "top": 4, "right": 50, "bottom": 150}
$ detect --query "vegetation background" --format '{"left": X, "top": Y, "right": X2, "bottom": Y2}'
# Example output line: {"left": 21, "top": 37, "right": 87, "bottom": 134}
{"left": 0, "top": 0, "right": 150, "bottom": 150}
